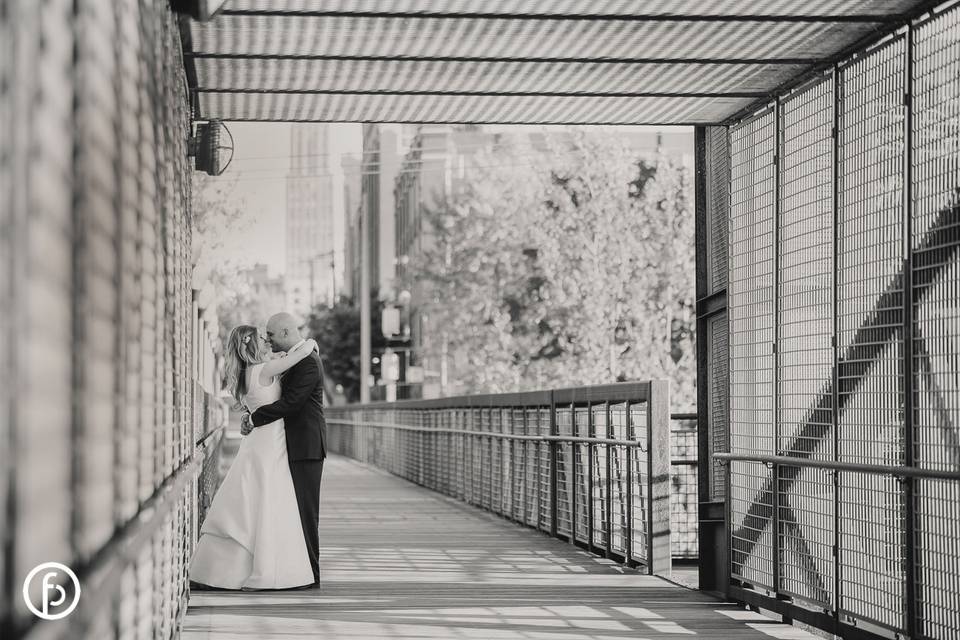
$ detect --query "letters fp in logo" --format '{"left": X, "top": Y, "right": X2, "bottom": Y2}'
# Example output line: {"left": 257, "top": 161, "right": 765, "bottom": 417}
{"left": 22, "top": 562, "right": 81, "bottom": 620}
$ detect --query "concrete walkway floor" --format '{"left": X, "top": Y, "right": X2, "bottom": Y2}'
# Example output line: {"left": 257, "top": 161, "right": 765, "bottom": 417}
{"left": 182, "top": 456, "right": 816, "bottom": 640}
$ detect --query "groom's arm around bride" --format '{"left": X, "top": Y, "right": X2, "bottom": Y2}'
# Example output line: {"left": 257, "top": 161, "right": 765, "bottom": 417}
{"left": 242, "top": 313, "right": 328, "bottom": 585}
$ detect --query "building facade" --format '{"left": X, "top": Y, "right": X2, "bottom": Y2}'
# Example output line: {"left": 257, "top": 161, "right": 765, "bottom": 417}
{"left": 286, "top": 124, "right": 343, "bottom": 318}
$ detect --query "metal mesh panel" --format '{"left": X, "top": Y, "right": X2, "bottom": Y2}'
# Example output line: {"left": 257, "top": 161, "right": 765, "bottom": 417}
{"left": 709, "top": 313, "right": 729, "bottom": 502}
{"left": 199, "top": 91, "right": 752, "bottom": 125}
{"left": 556, "top": 405, "right": 574, "bottom": 538}
{"left": 629, "top": 402, "right": 649, "bottom": 564}
{"left": 4, "top": 0, "right": 199, "bottom": 636}
{"left": 707, "top": 126, "right": 731, "bottom": 293}
{"left": 670, "top": 417, "right": 698, "bottom": 559}
{"left": 912, "top": 6, "right": 960, "bottom": 638}
{"left": 729, "top": 109, "right": 776, "bottom": 588}
{"left": 512, "top": 408, "right": 526, "bottom": 520}
{"left": 524, "top": 407, "right": 539, "bottom": 527}
{"left": 0, "top": 3, "right": 10, "bottom": 621}
{"left": 573, "top": 406, "right": 589, "bottom": 543}
{"left": 777, "top": 77, "right": 836, "bottom": 607}
{"left": 537, "top": 407, "right": 552, "bottom": 531}
{"left": 837, "top": 37, "right": 906, "bottom": 631}
{"left": 591, "top": 404, "right": 609, "bottom": 549}
{"left": 194, "top": 58, "right": 807, "bottom": 95}
{"left": 610, "top": 403, "right": 629, "bottom": 556}
{"left": 5, "top": 2, "right": 76, "bottom": 627}
{"left": 191, "top": 14, "right": 882, "bottom": 62}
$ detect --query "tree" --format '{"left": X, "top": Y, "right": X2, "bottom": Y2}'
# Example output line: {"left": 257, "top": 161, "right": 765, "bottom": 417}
{"left": 304, "top": 292, "right": 386, "bottom": 403}
{"left": 191, "top": 174, "right": 267, "bottom": 348}
{"left": 401, "top": 130, "right": 696, "bottom": 408}
{"left": 534, "top": 132, "right": 696, "bottom": 406}
{"left": 400, "top": 137, "right": 552, "bottom": 394}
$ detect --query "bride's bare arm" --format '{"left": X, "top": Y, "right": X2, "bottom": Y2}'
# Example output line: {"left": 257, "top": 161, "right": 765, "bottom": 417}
{"left": 258, "top": 339, "right": 318, "bottom": 385}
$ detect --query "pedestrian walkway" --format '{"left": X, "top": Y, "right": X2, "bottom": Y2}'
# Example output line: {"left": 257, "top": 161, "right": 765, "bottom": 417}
{"left": 182, "top": 456, "right": 815, "bottom": 640}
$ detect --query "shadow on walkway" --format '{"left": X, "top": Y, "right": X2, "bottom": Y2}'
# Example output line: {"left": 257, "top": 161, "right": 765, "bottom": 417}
{"left": 183, "top": 456, "right": 814, "bottom": 640}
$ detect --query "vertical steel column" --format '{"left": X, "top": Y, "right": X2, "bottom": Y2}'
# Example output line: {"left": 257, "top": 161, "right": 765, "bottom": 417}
{"left": 772, "top": 97, "right": 783, "bottom": 597}
{"left": 625, "top": 403, "right": 634, "bottom": 565}
{"left": 587, "top": 403, "right": 594, "bottom": 546}
{"left": 605, "top": 401, "right": 614, "bottom": 559}
{"left": 902, "top": 24, "right": 919, "bottom": 639}
{"left": 831, "top": 63, "right": 843, "bottom": 627}
{"left": 724, "top": 124, "right": 735, "bottom": 599}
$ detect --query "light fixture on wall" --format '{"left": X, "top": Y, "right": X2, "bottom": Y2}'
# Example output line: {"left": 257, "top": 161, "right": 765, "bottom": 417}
{"left": 189, "top": 120, "right": 234, "bottom": 176}
{"left": 171, "top": 0, "right": 228, "bottom": 21}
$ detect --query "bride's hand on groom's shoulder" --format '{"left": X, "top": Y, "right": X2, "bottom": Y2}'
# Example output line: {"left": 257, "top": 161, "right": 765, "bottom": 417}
{"left": 240, "top": 412, "right": 253, "bottom": 436}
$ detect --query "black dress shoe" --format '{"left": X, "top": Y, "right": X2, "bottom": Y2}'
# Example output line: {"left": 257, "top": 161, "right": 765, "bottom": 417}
{"left": 288, "top": 581, "right": 321, "bottom": 591}
{"left": 190, "top": 581, "right": 232, "bottom": 591}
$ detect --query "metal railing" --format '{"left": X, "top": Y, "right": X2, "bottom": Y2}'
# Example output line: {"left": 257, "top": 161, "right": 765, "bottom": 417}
{"left": 327, "top": 381, "right": 673, "bottom": 574}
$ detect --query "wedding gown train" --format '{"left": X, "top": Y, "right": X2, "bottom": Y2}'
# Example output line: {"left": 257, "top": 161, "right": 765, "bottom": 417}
{"left": 189, "top": 363, "right": 313, "bottom": 589}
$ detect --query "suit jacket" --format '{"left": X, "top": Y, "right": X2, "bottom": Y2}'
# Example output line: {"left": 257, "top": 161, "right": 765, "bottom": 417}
{"left": 251, "top": 351, "right": 326, "bottom": 461}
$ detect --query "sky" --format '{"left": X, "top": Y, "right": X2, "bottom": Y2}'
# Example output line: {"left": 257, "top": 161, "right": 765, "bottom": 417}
{"left": 201, "top": 122, "right": 362, "bottom": 276}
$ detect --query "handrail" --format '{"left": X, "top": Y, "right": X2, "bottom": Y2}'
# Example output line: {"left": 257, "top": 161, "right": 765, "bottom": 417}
{"left": 341, "top": 381, "right": 650, "bottom": 411}
{"left": 713, "top": 452, "right": 960, "bottom": 481}
{"left": 196, "top": 424, "right": 225, "bottom": 447}
{"left": 327, "top": 379, "right": 674, "bottom": 574}
{"left": 20, "top": 430, "right": 223, "bottom": 640}
{"left": 325, "top": 417, "right": 645, "bottom": 447}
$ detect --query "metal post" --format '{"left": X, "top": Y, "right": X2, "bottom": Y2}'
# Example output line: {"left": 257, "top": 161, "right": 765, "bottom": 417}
{"left": 902, "top": 26, "right": 919, "bottom": 639}
{"left": 625, "top": 404, "right": 634, "bottom": 564}
{"left": 360, "top": 188, "right": 371, "bottom": 404}
{"left": 831, "top": 62, "right": 843, "bottom": 626}
{"left": 772, "top": 97, "right": 782, "bottom": 596}
{"left": 549, "top": 394, "right": 558, "bottom": 537}
{"left": 586, "top": 403, "right": 593, "bottom": 546}
{"left": 605, "top": 401, "right": 614, "bottom": 559}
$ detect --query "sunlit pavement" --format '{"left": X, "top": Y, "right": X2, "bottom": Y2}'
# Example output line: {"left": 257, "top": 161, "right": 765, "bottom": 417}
{"left": 182, "top": 456, "right": 815, "bottom": 640}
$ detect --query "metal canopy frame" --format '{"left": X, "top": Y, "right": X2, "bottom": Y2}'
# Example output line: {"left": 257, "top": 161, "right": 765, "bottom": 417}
{"left": 178, "top": 0, "right": 947, "bottom": 124}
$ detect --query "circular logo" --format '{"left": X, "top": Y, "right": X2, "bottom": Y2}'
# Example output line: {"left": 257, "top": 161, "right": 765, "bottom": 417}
{"left": 22, "top": 562, "right": 81, "bottom": 620}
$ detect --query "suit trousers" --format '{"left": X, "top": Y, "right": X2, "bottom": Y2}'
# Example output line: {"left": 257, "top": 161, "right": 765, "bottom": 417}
{"left": 288, "top": 458, "right": 324, "bottom": 584}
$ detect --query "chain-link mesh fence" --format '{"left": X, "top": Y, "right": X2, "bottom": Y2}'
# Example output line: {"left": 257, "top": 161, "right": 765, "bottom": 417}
{"left": 1, "top": 2, "right": 219, "bottom": 638}
{"left": 722, "top": 5, "right": 960, "bottom": 638}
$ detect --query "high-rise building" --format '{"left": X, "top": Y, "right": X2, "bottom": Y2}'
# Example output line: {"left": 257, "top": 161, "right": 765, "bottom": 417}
{"left": 341, "top": 153, "right": 362, "bottom": 303}
{"left": 286, "top": 124, "right": 343, "bottom": 318}
{"left": 358, "top": 123, "right": 410, "bottom": 301}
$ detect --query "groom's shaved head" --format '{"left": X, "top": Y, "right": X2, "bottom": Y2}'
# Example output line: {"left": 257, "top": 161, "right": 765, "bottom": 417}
{"left": 265, "top": 312, "right": 302, "bottom": 352}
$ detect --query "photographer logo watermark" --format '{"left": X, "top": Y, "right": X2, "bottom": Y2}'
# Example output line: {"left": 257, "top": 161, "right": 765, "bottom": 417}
{"left": 22, "top": 562, "right": 81, "bottom": 620}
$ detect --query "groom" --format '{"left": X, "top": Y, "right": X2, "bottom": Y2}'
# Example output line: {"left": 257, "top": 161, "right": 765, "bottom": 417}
{"left": 241, "top": 312, "right": 327, "bottom": 586}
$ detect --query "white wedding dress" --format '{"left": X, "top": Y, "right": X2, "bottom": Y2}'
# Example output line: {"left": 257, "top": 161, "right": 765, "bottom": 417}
{"left": 190, "top": 363, "right": 313, "bottom": 589}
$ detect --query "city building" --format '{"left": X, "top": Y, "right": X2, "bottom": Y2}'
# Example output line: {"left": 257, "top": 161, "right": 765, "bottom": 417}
{"left": 341, "top": 153, "right": 362, "bottom": 303}
{"left": 285, "top": 124, "right": 343, "bottom": 318}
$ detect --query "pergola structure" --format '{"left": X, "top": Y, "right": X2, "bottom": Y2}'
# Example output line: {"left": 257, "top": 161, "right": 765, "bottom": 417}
{"left": 181, "top": 0, "right": 943, "bottom": 124}
{"left": 177, "top": 3, "right": 960, "bottom": 640}
{"left": 4, "top": 2, "right": 956, "bottom": 640}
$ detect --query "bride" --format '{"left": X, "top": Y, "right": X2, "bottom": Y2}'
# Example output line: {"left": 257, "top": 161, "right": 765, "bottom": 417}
{"left": 190, "top": 324, "right": 318, "bottom": 590}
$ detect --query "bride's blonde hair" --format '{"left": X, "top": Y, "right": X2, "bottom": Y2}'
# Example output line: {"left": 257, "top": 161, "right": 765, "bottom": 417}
{"left": 225, "top": 324, "right": 263, "bottom": 408}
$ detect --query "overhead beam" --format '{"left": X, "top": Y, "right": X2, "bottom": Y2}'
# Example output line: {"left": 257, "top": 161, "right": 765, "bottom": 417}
{"left": 195, "top": 88, "right": 771, "bottom": 99}
{"left": 218, "top": 9, "right": 903, "bottom": 23}
{"left": 185, "top": 53, "right": 824, "bottom": 65}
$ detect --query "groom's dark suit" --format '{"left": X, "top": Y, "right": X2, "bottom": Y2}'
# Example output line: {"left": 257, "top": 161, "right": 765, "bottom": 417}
{"left": 251, "top": 350, "right": 326, "bottom": 584}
